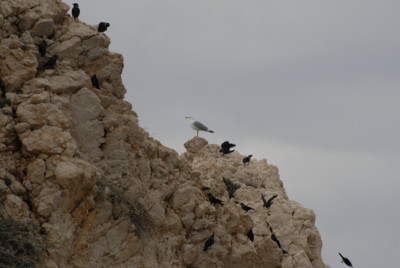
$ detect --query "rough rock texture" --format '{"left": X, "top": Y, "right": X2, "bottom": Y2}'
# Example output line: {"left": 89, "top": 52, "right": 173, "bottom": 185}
{"left": 0, "top": 1, "right": 330, "bottom": 267}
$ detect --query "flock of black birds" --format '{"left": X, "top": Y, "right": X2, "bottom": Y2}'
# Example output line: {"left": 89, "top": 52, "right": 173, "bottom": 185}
{"left": 36, "top": 3, "right": 110, "bottom": 91}
{"left": 35, "top": 3, "right": 355, "bottom": 266}
{"left": 205, "top": 142, "right": 354, "bottom": 266}
{"left": 202, "top": 142, "right": 285, "bottom": 254}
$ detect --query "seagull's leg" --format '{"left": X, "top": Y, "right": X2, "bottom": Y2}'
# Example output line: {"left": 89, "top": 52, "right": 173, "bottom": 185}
{"left": 196, "top": 130, "right": 199, "bottom": 136}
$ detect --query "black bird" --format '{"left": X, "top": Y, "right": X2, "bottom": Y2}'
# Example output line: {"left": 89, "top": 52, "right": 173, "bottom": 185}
{"left": 243, "top": 155, "right": 253, "bottom": 165}
{"left": 271, "top": 233, "right": 282, "bottom": 249}
{"left": 247, "top": 229, "right": 254, "bottom": 242}
{"left": 98, "top": 22, "right": 110, "bottom": 33}
{"left": 339, "top": 253, "right": 353, "bottom": 267}
{"left": 44, "top": 55, "right": 57, "bottom": 69}
{"left": 208, "top": 193, "right": 223, "bottom": 206}
{"left": 220, "top": 141, "right": 235, "bottom": 155}
{"left": 223, "top": 177, "right": 240, "bottom": 198}
{"left": 203, "top": 234, "right": 215, "bottom": 251}
{"left": 262, "top": 194, "right": 278, "bottom": 209}
{"left": 38, "top": 41, "right": 47, "bottom": 57}
{"left": 91, "top": 74, "right": 100, "bottom": 89}
{"left": 240, "top": 202, "right": 254, "bottom": 212}
{"left": 72, "top": 3, "right": 80, "bottom": 19}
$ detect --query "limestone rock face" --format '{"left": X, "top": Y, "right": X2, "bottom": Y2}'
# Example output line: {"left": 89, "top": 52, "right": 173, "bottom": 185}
{"left": 0, "top": 1, "right": 330, "bottom": 268}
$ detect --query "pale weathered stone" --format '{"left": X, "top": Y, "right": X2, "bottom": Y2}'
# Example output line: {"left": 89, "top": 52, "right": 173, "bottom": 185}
{"left": 17, "top": 103, "right": 70, "bottom": 129}
{"left": 47, "top": 70, "right": 91, "bottom": 94}
{"left": 32, "top": 18, "right": 55, "bottom": 36}
{"left": 14, "top": 122, "right": 31, "bottom": 134}
{"left": 52, "top": 36, "right": 83, "bottom": 58}
{"left": 0, "top": 44, "right": 38, "bottom": 91}
{"left": 27, "top": 158, "right": 46, "bottom": 184}
{"left": 54, "top": 159, "right": 97, "bottom": 212}
{"left": 18, "top": 10, "right": 40, "bottom": 31}
{"left": 184, "top": 137, "right": 208, "bottom": 154}
{"left": 21, "top": 126, "right": 73, "bottom": 155}
{"left": 70, "top": 88, "right": 104, "bottom": 160}
{"left": 36, "top": 186, "right": 62, "bottom": 217}
{"left": 1, "top": 194, "right": 30, "bottom": 221}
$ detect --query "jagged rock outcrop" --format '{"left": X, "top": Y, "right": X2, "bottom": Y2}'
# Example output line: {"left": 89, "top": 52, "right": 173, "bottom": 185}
{"left": 0, "top": 0, "right": 330, "bottom": 267}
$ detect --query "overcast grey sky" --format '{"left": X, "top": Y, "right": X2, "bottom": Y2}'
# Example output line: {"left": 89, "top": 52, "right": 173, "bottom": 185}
{"left": 65, "top": 0, "right": 400, "bottom": 266}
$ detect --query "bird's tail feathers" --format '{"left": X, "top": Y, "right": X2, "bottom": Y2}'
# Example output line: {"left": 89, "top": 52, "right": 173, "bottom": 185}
{"left": 208, "top": 130, "right": 214, "bottom": 133}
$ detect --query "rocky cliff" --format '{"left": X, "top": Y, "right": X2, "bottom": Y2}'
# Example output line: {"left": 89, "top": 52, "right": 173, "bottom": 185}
{"left": 0, "top": 1, "right": 329, "bottom": 267}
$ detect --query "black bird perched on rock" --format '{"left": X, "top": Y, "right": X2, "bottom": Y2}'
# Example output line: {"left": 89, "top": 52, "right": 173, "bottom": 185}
{"left": 339, "top": 253, "right": 353, "bottom": 267}
{"left": 38, "top": 41, "right": 47, "bottom": 57}
{"left": 262, "top": 194, "right": 278, "bottom": 209}
{"left": 72, "top": 3, "right": 80, "bottom": 19}
{"left": 247, "top": 229, "right": 254, "bottom": 242}
{"left": 223, "top": 177, "right": 240, "bottom": 199}
{"left": 91, "top": 74, "right": 100, "bottom": 89}
{"left": 98, "top": 22, "right": 110, "bottom": 33}
{"left": 220, "top": 141, "right": 235, "bottom": 155}
{"left": 271, "top": 233, "right": 282, "bottom": 249}
{"left": 44, "top": 55, "right": 57, "bottom": 69}
{"left": 203, "top": 234, "right": 215, "bottom": 251}
{"left": 243, "top": 155, "right": 253, "bottom": 165}
{"left": 240, "top": 202, "right": 254, "bottom": 212}
{"left": 271, "top": 233, "right": 289, "bottom": 255}
{"left": 208, "top": 193, "right": 223, "bottom": 206}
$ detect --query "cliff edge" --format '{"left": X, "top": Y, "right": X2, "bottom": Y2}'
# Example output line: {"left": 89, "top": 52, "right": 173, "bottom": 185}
{"left": 0, "top": 1, "right": 329, "bottom": 267}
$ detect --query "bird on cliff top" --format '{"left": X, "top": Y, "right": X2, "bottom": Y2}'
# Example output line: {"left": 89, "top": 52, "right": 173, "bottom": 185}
{"left": 185, "top": 116, "right": 214, "bottom": 137}
{"left": 243, "top": 155, "right": 253, "bottom": 165}
{"left": 207, "top": 193, "right": 223, "bottom": 206}
{"left": 44, "top": 55, "right": 58, "bottom": 69}
{"left": 220, "top": 141, "right": 235, "bottom": 155}
{"left": 91, "top": 74, "right": 100, "bottom": 89}
{"left": 203, "top": 233, "right": 215, "bottom": 251}
{"left": 71, "top": 3, "right": 80, "bottom": 19}
{"left": 247, "top": 229, "right": 254, "bottom": 242}
{"left": 240, "top": 202, "right": 254, "bottom": 212}
{"left": 339, "top": 253, "right": 353, "bottom": 267}
{"left": 38, "top": 40, "right": 47, "bottom": 57}
{"left": 262, "top": 194, "right": 278, "bottom": 209}
{"left": 98, "top": 22, "right": 110, "bottom": 33}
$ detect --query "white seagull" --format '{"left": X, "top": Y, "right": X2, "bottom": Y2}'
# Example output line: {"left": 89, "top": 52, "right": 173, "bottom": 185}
{"left": 185, "top": 116, "right": 214, "bottom": 137}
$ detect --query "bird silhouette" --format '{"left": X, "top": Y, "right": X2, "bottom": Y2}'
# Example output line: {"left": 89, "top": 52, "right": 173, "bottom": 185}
{"left": 247, "top": 229, "right": 254, "bottom": 242}
{"left": 220, "top": 141, "right": 235, "bottom": 155}
{"left": 44, "top": 55, "right": 57, "bottom": 69}
{"left": 38, "top": 40, "right": 47, "bottom": 57}
{"left": 339, "top": 253, "right": 353, "bottom": 267}
{"left": 71, "top": 3, "right": 80, "bottom": 19}
{"left": 243, "top": 155, "right": 253, "bottom": 165}
{"left": 262, "top": 194, "right": 278, "bottom": 208}
{"left": 271, "top": 233, "right": 282, "bottom": 249}
{"left": 91, "top": 74, "right": 100, "bottom": 89}
{"left": 98, "top": 22, "right": 110, "bottom": 33}
{"left": 223, "top": 177, "right": 240, "bottom": 198}
{"left": 203, "top": 234, "right": 215, "bottom": 251}
{"left": 240, "top": 202, "right": 254, "bottom": 212}
{"left": 208, "top": 193, "right": 223, "bottom": 206}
